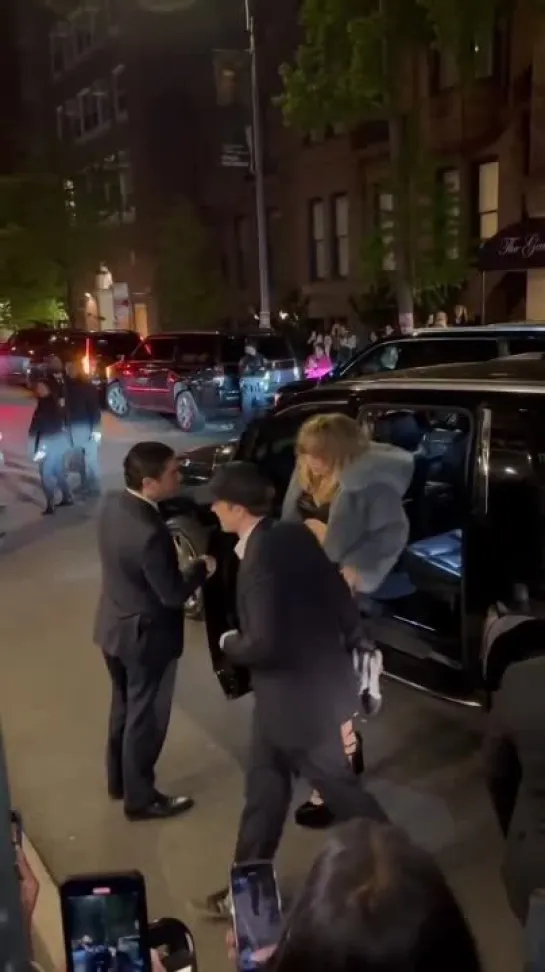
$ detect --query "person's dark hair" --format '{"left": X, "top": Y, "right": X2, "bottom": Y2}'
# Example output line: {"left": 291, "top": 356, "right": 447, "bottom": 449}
{"left": 124, "top": 441, "right": 175, "bottom": 491}
{"left": 270, "top": 821, "right": 482, "bottom": 972}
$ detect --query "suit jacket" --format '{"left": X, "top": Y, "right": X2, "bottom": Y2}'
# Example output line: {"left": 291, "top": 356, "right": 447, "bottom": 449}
{"left": 94, "top": 491, "right": 207, "bottom": 669}
{"left": 484, "top": 654, "right": 545, "bottom": 923}
{"left": 65, "top": 376, "right": 101, "bottom": 443}
{"left": 222, "top": 518, "right": 362, "bottom": 747}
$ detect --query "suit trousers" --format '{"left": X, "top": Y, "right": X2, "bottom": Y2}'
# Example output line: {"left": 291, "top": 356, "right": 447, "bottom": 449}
{"left": 103, "top": 653, "right": 178, "bottom": 812}
{"left": 234, "top": 715, "right": 388, "bottom": 863}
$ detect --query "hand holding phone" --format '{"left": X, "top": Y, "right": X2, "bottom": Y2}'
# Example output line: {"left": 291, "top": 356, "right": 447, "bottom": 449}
{"left": 60, "top": 871, "right": 152, "bottom": 972}
{"left": 230, "top": 861, "right": 282, "bottom": 972}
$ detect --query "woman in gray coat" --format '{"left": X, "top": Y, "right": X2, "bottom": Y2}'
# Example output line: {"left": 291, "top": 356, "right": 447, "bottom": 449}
{"left": 282, "top": 412, "right": 414, "bottom": 829}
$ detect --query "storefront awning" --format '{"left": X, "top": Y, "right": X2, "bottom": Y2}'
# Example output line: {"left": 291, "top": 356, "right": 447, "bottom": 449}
{"left": 477, "top": 218, "right": 545, "bottom": 272}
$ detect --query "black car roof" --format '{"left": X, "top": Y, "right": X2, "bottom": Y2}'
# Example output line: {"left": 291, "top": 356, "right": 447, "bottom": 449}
{"left": 382, "top": 323, "right": 545, "bottom": 340}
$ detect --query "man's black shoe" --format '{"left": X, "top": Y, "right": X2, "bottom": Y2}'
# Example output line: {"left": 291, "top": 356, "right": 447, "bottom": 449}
{"left": 108, "top": 788, "right": 123, "bottom": 801}
{"left": 42, "top": 505, "right": 55, "bottom": 516}
{"left": 125, "top": 795, "right": 194, "bottom": 821}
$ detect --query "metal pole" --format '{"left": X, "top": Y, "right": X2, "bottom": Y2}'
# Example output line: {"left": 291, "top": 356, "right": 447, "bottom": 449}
{"left": 245, "top": 0, "right": 271, "bottom": 330}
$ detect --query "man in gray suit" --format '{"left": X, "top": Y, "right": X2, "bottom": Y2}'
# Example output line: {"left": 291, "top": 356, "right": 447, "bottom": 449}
{"left": 194, "top": 462, "right": 387, "bottom": 917}
{"left": 94, "top": 441, "right": 215, "bottom": 821}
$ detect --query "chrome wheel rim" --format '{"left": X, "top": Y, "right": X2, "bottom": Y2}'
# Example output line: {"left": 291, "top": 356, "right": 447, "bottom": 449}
{"left": 108, "top": 383, "right": 129, "bottom": 415}
{"left": 176, "top": 393, "right": 193, "bottom": 431}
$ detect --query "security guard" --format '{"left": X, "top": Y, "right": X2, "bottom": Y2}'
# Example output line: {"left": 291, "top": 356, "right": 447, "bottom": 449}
{"left": 239, "top": 339, "right": 267, "bottom": 422}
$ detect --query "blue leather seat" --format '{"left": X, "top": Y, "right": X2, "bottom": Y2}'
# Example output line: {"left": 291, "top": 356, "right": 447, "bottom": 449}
{"left": 405, "top": 529, "right": 462, "bottom": 584}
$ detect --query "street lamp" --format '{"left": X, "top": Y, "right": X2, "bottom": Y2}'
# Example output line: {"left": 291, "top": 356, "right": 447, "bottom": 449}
{"left": 244, "top": 0, "right": 271, "bottom": 331}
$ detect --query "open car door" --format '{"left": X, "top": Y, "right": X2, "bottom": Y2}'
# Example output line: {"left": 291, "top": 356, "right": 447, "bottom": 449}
{"left": 202, "top": 526, "right": 251, "bottom": 700}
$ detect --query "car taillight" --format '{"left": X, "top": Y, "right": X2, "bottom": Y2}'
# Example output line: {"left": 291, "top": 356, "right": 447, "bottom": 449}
{"left": 82, "top": 354, "right": 91, "bottom": 375}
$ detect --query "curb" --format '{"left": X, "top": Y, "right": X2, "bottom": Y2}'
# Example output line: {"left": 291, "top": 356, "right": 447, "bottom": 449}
{"left": 23, "top": 834, "right": 63, "bottom": 972}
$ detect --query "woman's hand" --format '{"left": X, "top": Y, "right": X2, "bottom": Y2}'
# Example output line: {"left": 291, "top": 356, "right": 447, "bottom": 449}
{"left": 341, "top": 565, "right": 361, "bottom": 593}
{"left": 226, "top": 928, "right": 277, "bottom": 966}
{"left": 17, "top": 847, "right": 39, "bottom": 931}
{"left": 304, "top": 519, "right": 328, "bottom": 545}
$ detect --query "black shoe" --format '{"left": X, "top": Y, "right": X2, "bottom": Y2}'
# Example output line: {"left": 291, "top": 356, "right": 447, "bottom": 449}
{"left": 294, "top": 801, "right": 335, "bottom": 830}
{"left": 108, "top": 787, "right": 123, "bottom": 802}
{"left": 190, "top": 888, "right": 231, "bottom": 921}
{"left": 56, "top": 497, "right": 74, "bottom": 509}
{"left": 125, "top": 795, "right": 194, "bottom": 821}
{"left": 42, "top": 505, "right": 55, "bottom": 516}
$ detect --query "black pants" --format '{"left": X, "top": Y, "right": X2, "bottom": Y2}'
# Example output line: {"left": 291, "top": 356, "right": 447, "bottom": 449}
{"left": 103, "top": 654, "right": 178, "bottom": 812}
{"left": 234, "top": 716, "right": 388, "bottom": 863}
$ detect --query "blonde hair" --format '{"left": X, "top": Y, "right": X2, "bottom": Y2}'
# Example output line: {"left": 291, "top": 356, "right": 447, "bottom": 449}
{"left": 296, "top": 413, "right": 370, "bottom": 505}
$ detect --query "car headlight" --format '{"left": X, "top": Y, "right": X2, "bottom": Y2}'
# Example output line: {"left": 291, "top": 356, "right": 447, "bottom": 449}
{"left": 273, "top": 392, "right": 282, "bottom": 407}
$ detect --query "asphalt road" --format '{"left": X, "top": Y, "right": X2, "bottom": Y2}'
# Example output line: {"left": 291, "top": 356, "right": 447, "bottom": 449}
{"left": 0, "top": 387, "right": 523, "bottom": 972}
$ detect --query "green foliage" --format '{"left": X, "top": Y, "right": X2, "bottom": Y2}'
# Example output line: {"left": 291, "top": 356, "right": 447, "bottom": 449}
{"left": 154, "top": 200, "right": 226, "bottom": 329}
{"left": 0, "top": 170, "right": 111, "bottom": 325}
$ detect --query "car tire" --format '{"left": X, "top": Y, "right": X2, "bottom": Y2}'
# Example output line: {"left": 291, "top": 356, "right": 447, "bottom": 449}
{"left": 107, "top": 381, "right": 131, "bottom": 417}
{"left": 175, "top": 391, "right": 205, "bottom": 433}
{"left": 167, "top": 515, "right": 210, "bottom": 621}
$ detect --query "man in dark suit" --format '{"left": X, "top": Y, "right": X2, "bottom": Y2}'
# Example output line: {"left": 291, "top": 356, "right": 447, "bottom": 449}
{"left": 94, "top": 441, "right": 216, "bottom": 821}
{"left": 194, "top": 462, "right": 387, "bottom": 917}
{"left": 65, "top": 358, "right": 102, "bottom": 498}
{"left": 484, "top": 619, "right": 545, "bottom": 924}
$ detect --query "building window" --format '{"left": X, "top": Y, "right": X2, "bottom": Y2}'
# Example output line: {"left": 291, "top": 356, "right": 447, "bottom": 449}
{"left": 234, "top": 216, "right": 248, "bottom": 288}
{"left": 309, "top": 198, "right": 326, "bottom": 280}
{"left": 73, "top": 8, "right": 95, "bottom": 58}
{"left": 477, "top": 160, "right": 499, "bottom": 239}
{"left": 65, "top": 97, "right": 82, "bottom": 140}
{"left": 332, "top": 193, "right": 349, "bottom": 278}
{"left": 375, "top": 191, "right": 396, "bottom": 271}
{"left": 440, "top": 168, "right": 461, "bottom": 259}
{"left": 113, "top": 65, "right": 128, "bottom": 120}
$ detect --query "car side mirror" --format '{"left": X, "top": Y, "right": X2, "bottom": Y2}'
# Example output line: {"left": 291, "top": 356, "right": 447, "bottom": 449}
{"left": 148, "top": 918, "right": 197, "bottom": 972}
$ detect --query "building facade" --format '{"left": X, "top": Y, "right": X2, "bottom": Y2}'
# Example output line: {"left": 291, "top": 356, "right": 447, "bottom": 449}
{"left": 17, "top": 0, "right": 545, "bottom": 332}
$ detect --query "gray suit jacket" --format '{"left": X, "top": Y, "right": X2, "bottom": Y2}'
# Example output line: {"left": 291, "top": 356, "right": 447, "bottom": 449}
{"left": 94, "top": 491, "right": 207, "bottom": 670}
{"left": 222, "top": 519, "right": 362, "bottom": 747}
{"left": 485, "top": 653, "right": 545, "bottom": 923}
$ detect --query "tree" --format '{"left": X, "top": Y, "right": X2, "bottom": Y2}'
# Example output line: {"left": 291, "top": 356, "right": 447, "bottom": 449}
{"left": 279, "top": 0, "right": 543, "bottom": 330}
{"left": 154, "top": 200, "right": 226, "bottom": 329}
{"left": 0, "top": 167, "right": 115, "bottom": 326}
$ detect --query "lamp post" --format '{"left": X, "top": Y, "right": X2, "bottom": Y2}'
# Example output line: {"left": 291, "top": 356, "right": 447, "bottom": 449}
{"left": 244, "top": 0, "right": 271, "bottom": 330}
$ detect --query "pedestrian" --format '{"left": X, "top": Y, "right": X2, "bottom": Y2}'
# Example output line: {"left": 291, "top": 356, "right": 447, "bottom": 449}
{"left": 434, "top": 311, "right": 449, "bottom": 328}
{"left": 282, "top": 413, "right": 413, "bottom": 829}
{"left": 483, "top": 612, "right": 545, "bottom": 924}
{"left": 65, "top": 357, "right": 102, "bottom": 498}
{"left": 28, "top": 378, "right": 73, "bottom": 516}
{"left": 93, "top": 441, "right": 216, "bottom": 821}
{"left": 227, "top": 820, "right": 483, "bottom": 972}
{"left": 239, "top": 339, "right": 267, "bottom": 421}
{"left": 193, "top": 461, "right": 387, "bottom": 919}
{"left": 304, "top": 342, "right": 333, "bottom": 379}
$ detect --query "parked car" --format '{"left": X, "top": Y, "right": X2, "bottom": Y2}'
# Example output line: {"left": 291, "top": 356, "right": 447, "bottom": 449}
{"left": 28, "top": 329, "right": 141, "bottom": 402}
{"left": 0, "top": 327, "right": 56, "bottom": 385}
{"left": 106, "top": 331, "right": 301, "bottom": 431}
{"left": 273, "top": 323, "right": 545, "bottom": 409}
{"left": 161, "top": 353, "right": 545, "bottom": 701}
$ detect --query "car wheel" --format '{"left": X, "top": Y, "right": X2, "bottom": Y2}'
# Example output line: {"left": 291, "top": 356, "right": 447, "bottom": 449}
{"left": 107, "top": 381, "right": 130, "bottom": 417}
{"left": 175, "top": 391, "right": 205, "bottom": 433}
{"left": 167, "top": 516, "right": 210, "bottom": 621}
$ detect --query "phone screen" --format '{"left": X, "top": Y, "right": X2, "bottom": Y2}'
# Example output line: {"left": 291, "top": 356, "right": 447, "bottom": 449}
{"left": 60, "top": 873, "right": 151, "bottom": 972}
{"left": 230, "top": 861, "right": 282, "bottom": 972}
{"left": 525, "top": 889, "right": 545, "bottom": 971}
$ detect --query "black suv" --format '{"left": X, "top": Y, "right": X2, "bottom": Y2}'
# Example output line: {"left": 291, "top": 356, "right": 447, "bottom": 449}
{"left": 106, "top": 331, "right": 300, "bottom": 431}
{"left": 162, "top": 354, "right": 545, "bottom": 702}
{"left": 273, "top": 324, "right": 545, "bottom": 409}
{"left": 0, "top": 328, "right": 141, "bottom": 400}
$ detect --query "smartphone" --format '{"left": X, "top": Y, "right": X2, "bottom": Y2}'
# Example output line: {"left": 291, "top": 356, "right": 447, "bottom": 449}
{"left": 525, "top": 888, "right": 545, "bottom": 971}
{"left": 60, "top": 871, "right": 152, "bottom": 972}
{"left": 230, "top": 861, "right": 283, "bottom": 972}
{"left": 11, "top": 811, "right": 22, "bottom": 849}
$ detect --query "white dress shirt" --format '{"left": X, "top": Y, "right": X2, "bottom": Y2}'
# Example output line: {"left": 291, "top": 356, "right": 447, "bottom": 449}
{"left": 126, "top": 488, "right": 159, "bottom": 511}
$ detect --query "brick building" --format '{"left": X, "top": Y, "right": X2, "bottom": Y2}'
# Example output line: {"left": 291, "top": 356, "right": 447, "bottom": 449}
{"left": 16, "top": 0, "right": 545, "bottom": 332}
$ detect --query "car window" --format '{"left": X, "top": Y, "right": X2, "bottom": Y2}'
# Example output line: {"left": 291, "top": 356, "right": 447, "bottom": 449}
{"left": 349, "top": 338, "right": 499, "bottom": 376}
{"left": 508, "top": 336, "right": 545, "bottom": 355}
{"left": 92, "top": 333, "right": 141, "bottom": 357}
{"left": 172, "top": 334, "right": 218, "bottom": 365}
{"left": 221, "top": 335, "right": 293, "bottom": 362}
{"left": 132, "top": 337, "right": 177, "bottom": 362}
